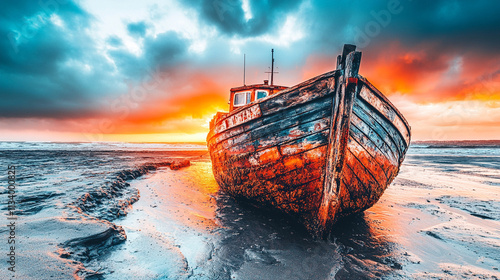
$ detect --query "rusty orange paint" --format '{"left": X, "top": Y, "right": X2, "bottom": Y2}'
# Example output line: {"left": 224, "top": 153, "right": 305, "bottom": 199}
{"left": 207, "top": 45, "right": 411, "bottom": 238}
{"left": 254, "top": 147, "right": 281, "bottom": 165}
{"left": 282, "top": 155, "right": 305, "bottom": 170}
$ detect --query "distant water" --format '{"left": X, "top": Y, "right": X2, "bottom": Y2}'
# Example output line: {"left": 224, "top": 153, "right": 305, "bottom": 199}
{"left": 0, "top": 141, "right": 498, "bottom": 279}
{"left": 408, "top": 140, "right": 500, "bottom": 156}
{"left": 0, "top": 142, "right": 206, "bottom": 225}
{"left": 0, "top": 141, "right": 208, "bottom": 151}
{"left": 0, "top": 142, "right": 207, "bottom": 221}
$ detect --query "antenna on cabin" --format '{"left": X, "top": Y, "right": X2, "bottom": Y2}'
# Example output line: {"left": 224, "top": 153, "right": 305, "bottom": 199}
{"left": 243, "top": 54, "right": 246, "bottom": 86}
{"left": 265, "top": 49, "right": 279, "bottom": 85}
{"left": 271, "top": 49, "right": 274, "bottom": 85}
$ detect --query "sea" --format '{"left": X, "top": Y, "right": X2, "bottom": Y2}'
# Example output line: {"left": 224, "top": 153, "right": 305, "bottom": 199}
{"left": 0, "top": 141, "right": 499, "bottom": 279}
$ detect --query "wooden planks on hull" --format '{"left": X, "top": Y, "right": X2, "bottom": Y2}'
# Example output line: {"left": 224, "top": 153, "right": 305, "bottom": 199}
{"left": 213, "top": 143, "right": 328, "bottom": 222}
{"left": 210, "top": 101, "right": 332, "bottom": 161}
{"left": 213, "top": 128, "right": 330, "bottom": 184}
{"left": 353, "top": 97, "right": 407, "bottom": 161}
{"left": 331, "top": 82, "right": 408, "bottom": 220}
{"left": 340, "top": 139, "right": 393, "bottom": 214}
{"left": 358, "top": 79, "right": 411, "bottom": 149}
{"left": 207, "top": 44, "right": 411, "bottom": 238}
{"left": 207, "top": 72, "right": 336, "bottom": 141}
{"left": 349, "top": 124, "right": 397, "bottom": 180}
{"left": 207, "top": 96, "right": 333, "bottom": 150}
{"left": 209, "top": 83, "right": 335, "bottom": 224}
{"left": 259, "top": 77, "right": 333, "bottom": 116}
{"left": 209, "top": 78, "right": 335, "bottom": 165}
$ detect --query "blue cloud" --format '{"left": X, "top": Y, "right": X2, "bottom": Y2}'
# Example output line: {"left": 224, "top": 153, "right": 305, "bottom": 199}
{"left": 127, "top": 21, "right": 149, "bottom": 38}
{"left": 0, "top": 0, "right": 122, "bottom": 118}
{"left": 1, "top": 0, "right": 499, "bottom": 120}
{"left": 108, "top": 31, "right": 188, "bottom": 80}
{"left": 183, "top": 0, "right": 303, "bottom": 36}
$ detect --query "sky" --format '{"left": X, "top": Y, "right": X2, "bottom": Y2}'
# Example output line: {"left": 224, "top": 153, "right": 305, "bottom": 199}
{"left": 1, "top": 0, "right": 499, "bottom": 143}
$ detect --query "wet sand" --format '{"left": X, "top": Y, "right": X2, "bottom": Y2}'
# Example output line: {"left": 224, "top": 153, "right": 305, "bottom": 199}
{"left": 104, "top": 153, "right": 499, "bottom": 279}
{"left": 0, "top": 149, "right": 205, "bottom": 279}
{"left": 1, "top": 145, "right": 499, "bottom": 279}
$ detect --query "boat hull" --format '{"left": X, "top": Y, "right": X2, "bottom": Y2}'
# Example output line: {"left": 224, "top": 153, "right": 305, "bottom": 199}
{"left": 207, "top": 48, "right": 410, "bottom": 237}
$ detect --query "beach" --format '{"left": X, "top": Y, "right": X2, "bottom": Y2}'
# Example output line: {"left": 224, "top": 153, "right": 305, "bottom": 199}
{"left": 0, "top": 141, "right": 499, "bottom": 279}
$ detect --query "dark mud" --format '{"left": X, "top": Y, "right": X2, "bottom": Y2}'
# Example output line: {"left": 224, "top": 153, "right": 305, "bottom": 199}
{"left": 64, "top": 160, "right": 191, "bottom": 279}
{"left": 71, "top": 160, "right": 190, "bottom": 221}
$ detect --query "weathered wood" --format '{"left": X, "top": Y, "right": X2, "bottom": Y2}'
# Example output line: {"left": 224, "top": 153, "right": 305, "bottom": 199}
{"left": 219, "top": 117, "right": 329, "bottom": 156}
{"left": 352, "top": 97, "right": 404, "bottom": 161}
{"left": 349, "top": 124, "right": 398, "bottom": 179}
{"left": 260, "top": 78, "right": 332, "bottom": 116}
{"left": 336, "top": 51, "right": 362, "bottom": 176}
{"left": 359, "top": 77, "right": 411, "bottom": 148}
{"left": 347, "top": 137, "right": 387, "bottom": 190}
{"left": 225, "top": 104, "right": 262, "bottom": 130}
{"left": 214, "top": 131, "right": 330, "bottom": 186}
{"left": 318, "top": 72, "right": 343, "bottom": 233}
{"left": 318, "top": 50, "right": 361, "bottom": 236}
{"left": 348, "top": 134, "right": 390, "bottom": 182}
{"left": 251, "top": 109, "right": 330, "bottom": 146}
{"left": 345, "top": 51, "right": 362, "bottom": 79}
{"left": 210, "top": 70, "right": 336, "bottom": 132}
{"left": 279, "top": 129, "right": 329, "bottom": 156}
{"left": 214, "top": 98, "right": 332, "bottom": 154}
{"left": 245, "top": 145, "right": 327, "bottom": 183}
{"left": 208, "top": 89, "right": 334, "bottom": 148}
{"left": 338, "top": 160, "right": 373, "bottom": 215}
{"left": 207, "top": 44, "right": 411, "bottom": 238}
{"left": 340, "top": 44, "right": 357, "bottom": 69}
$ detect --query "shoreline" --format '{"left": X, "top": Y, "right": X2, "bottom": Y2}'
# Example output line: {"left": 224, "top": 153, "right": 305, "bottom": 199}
{"left": 0, "top": 147, "right": 498, "bottom": 279}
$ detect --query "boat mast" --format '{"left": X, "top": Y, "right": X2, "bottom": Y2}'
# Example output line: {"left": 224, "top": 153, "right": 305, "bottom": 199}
{"left": 271, "top": 49, "right": 274, "bottom": 86}
{"left": 265, "top": 49, "right": 278, "bottom": 86}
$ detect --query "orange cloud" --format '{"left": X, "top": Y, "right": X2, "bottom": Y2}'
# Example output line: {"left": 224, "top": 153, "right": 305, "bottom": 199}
{"left": 111, "top": 72, "right": 228, "bottom": 134}
{"left": 298, "top": 42, "right": 500, "bottom": 141}
{"left": 2, "top": 43, "right": 499, "bottom": 143}
{"left": 361, "top": 42, "right": 500, "bottom": 103}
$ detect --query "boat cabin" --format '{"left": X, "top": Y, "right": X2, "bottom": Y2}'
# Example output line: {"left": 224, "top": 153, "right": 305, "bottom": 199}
{"left": 229, "top": 80, "right": 288, "bottom": 111}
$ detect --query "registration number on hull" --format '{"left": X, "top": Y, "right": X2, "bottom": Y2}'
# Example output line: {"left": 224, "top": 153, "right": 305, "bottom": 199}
{"left": 215, "top": 105, "right": 262, "bottom": 134}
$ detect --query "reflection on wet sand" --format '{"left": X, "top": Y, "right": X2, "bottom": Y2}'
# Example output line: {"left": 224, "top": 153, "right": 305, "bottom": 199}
{"left": 108, "top": 158, "right": 401, "bottom": 280}
{"left": 115, "top": 151, "right": 499, "bottom": 279}
{"left": 213, "top": 194, "right": 401, "bottom": 280}
{"left": 4, "top": 144, "right": 498, "bottom": 279}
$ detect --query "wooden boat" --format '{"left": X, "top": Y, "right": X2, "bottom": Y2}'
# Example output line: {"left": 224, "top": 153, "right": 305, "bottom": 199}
{"left": 207, "top": 44, "right": 411, "bottom": 238}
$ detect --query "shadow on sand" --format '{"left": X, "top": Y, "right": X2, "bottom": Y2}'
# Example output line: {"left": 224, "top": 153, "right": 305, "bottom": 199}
{"left": 210, "top": 192, "right": 402, "bottom": 280}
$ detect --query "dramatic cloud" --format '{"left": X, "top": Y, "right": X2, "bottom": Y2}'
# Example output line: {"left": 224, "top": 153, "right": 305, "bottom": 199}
{"left": 1, "top": 0, "right": 499, "bottom": 141}
{"left": 0, "top": 0, "right": 124, "bottom": 118}
{"left": 183, "top": 0, "right": 303, "bottom": 36}
{"left": 108, "top": 31, "right": 189, "bottom": 80}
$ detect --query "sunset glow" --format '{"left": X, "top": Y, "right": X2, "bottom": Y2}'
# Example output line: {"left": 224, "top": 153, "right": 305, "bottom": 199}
{"left": 1, "top": 0, "right": 499, "bottom": 142}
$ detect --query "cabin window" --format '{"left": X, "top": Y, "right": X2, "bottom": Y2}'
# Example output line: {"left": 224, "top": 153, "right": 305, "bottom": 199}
{"left": 233, "top": 91, "right": 251, "bottom": 106}
{"left": 256, "top": 90, "right": 268, "bottom": 100}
